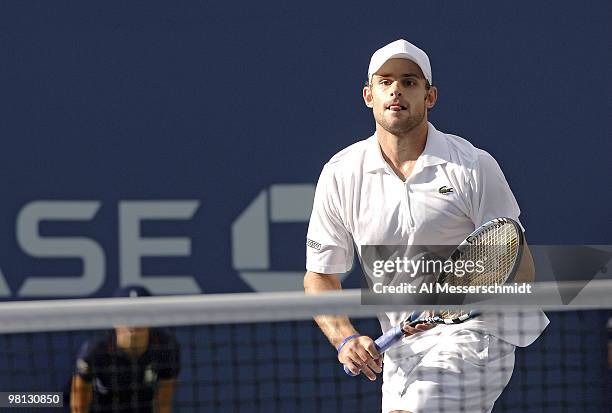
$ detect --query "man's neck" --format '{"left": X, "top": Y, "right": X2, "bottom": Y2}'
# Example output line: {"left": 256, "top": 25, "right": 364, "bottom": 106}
{"left": 376, "top": 121, "right": 428, "bottom": 181}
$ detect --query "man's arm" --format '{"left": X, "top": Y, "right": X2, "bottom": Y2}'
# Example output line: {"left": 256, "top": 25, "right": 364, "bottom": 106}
{"left": 513, "top": 239, "right": 535, "bottom": 283}
{"left": 304, "top": 271, "right": 382, "bottom": 380}
{"left": 154, "top": 378, "right": 176, "bottom": 413}
{"left": 304, "top": 271, "right": 433, "bottom": 379}
{"left": 70, "top": 375, "right": 92, "bottom": 413}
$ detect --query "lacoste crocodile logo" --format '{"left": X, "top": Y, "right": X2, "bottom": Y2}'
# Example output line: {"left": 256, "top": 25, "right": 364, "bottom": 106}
{"left": 438, "top": 186, "right": 454, "bottom": 194}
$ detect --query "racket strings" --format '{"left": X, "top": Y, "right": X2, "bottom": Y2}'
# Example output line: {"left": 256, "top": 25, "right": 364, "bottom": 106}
{"left": 456, "top": 222, "right": 519, "bottom": 286}
{"left": 440, "top": 221, "right": 520, "bottom": 319}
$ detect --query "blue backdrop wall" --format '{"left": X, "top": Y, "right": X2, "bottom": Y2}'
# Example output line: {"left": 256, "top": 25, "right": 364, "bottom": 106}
{"left": 0, "top": 2, "right": 610, "bottom": 411}
{"left": 0, "top": 1, "right": 610, "bottom": 299}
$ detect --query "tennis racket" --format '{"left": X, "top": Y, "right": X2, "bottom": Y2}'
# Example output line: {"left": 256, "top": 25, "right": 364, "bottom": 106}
{"left": 343, "top": 216, "right": 524, "bottom": 376}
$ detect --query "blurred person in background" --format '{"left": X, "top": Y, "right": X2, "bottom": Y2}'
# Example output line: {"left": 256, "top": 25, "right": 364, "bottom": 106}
{"left": 70, "top": 285, "right": 180, "bottom": 413}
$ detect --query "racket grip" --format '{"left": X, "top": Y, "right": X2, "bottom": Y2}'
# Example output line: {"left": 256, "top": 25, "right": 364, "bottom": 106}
{"left": 375, "top": 325, "right": 404, "bottom": 353}
{"left": 343, "top": 325, "right": 404, "bottom": 376}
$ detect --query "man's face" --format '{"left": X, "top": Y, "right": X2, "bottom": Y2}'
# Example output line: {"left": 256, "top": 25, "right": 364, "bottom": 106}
{"left": 115, "top": 326, "right": 149, "bottom": 353}
{"left": 363, "top": 58, "right": 437, "bottom": 136}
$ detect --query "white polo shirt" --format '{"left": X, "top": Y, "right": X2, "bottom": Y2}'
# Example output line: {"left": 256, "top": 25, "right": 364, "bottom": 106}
{"left": 306, "top": 122, "right": 548, "bottom": 348}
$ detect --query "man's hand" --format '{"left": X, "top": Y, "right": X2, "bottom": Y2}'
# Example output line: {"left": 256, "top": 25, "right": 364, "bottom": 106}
{"left": 401, "top": 311, "right": 438, "bottom": 336}
{"left": 402, "top": 322, "right": 437, "bottom": 336}
{"left": 338, "top": 336, "right": 382, "bottom": 381}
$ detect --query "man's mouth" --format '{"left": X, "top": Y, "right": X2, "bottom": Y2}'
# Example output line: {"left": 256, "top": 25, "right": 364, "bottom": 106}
{"left": 386, "top": 104, "right": 407, "bottom": 111}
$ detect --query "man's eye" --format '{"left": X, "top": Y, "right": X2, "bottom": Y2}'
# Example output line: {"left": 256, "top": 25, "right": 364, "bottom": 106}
{"left": 402, "top": 79, "right": 416, "bottom": 87}
{"left": 379, "top": 80, "right": 391, "bottom": 86}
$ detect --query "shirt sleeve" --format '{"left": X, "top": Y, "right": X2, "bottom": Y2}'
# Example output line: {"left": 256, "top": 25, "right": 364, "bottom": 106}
{"left": 74, "top": 340, "right": 94, "bottom": 382}
{"left": 156, "top": 331, "right": 181, "bottom": 380}
{"left": 469, "top": 150, "right": 524, "bottom": 230}
{"left": 306, "top": 164, "right": 354, "bottom": 274}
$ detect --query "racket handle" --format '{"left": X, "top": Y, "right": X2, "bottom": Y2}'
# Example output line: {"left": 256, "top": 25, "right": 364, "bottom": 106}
{"left": 375, "top": 325, "right": 404, "bottom": 353}
{"left": 343, "top": 325, "right": 404, "bottom": 376}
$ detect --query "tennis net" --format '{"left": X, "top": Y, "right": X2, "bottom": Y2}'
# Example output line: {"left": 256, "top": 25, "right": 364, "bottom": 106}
{"left": 0, "top": 281, "right": 610, "bottom": 412}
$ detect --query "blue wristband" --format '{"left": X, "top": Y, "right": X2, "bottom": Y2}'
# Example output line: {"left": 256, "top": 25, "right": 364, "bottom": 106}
{"left": 337, "top": 334, "right": 360, "bottom": 352}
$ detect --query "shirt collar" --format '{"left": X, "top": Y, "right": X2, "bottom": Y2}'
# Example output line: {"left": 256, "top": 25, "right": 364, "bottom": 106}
{"left": 364, "top": 122, "right": 450, "bottom": 174}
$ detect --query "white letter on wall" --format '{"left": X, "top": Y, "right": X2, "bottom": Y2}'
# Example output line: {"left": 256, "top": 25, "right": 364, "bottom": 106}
{"left": 119, "top": 201, "right": 201, "bottom": 294}
{"left": 17, "top": 201, "right": 105, "bottom": 297}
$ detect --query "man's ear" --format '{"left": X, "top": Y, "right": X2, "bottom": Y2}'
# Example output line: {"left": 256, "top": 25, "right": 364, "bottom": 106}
{"left": 363, "top": 85, "right": 374, "bottom": 108}
{"left": 425, "top": 85, "right": 438, "bottom": 110}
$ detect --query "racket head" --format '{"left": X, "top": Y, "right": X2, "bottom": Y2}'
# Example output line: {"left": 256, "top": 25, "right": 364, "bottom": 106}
{"left": 437, "top": 217, "right": 524, "bottom": 288}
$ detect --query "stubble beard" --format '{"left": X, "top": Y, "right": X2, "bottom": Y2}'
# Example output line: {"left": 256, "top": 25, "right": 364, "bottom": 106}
{"left": 377, "top": 104, "right": 426, "bottom": 137}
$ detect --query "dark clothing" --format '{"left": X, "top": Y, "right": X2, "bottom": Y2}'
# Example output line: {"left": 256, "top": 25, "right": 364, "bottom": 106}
{"left": 75, "top": 329, "right": 180, "bottom": 413}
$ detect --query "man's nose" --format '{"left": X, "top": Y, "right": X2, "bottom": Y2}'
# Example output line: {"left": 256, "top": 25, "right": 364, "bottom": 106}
{"left": 390, "top": 82, "right": 402, "bottom": 96}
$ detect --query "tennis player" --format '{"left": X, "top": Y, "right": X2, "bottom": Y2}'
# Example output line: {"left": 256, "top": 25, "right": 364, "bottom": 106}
{"left": 70, "top": 286, "right": 180, "bottom": 413}
{"left": 304, "top": 39, "right": 549, "bottom": 413}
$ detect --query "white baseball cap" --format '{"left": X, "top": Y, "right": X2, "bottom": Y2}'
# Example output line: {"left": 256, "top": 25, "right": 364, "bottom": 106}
{"left": 368, "top": 39, "right": 432, "bottom": 85}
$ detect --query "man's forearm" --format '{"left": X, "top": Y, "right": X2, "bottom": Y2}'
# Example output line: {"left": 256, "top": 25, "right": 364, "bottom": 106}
{"left": 154, "top": 379, "right": 176, "bottom": 413}
{"left": 70, "top": 376, "right": 92, "bottom": 413}
{"left": 304, "top": 271, "right": 359, "bottom": 347}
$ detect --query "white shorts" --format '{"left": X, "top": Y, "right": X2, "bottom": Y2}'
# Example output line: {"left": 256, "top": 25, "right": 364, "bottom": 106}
{"left": 381, "top": 327, "right": 515, "bottom": 413}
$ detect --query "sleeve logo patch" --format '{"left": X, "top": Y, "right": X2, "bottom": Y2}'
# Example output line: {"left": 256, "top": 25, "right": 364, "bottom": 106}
{"left": 76, "top": 359, "right": 90, "bottom": 374}
{"left": 307, "top": 238, "right": 322, "bottom": 251}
